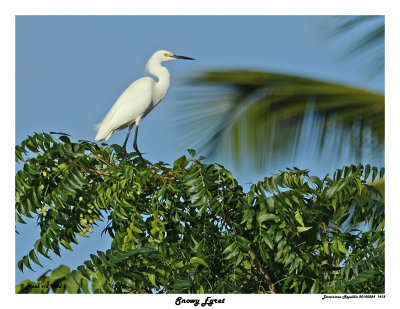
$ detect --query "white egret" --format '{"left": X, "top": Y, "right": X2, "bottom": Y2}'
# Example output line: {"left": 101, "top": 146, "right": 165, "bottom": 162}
{"left": 95, "top": 50, "right": 195, "bottom": 164}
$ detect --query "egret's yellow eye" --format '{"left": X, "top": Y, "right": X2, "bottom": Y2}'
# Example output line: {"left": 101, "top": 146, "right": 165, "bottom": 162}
{"left": 164, "top": 52, "right": 173, "bottom": 57}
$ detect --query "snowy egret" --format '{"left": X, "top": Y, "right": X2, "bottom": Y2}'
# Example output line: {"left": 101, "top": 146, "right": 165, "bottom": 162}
{"left": 95, "top": 50, "right": 195, "bottom": 164}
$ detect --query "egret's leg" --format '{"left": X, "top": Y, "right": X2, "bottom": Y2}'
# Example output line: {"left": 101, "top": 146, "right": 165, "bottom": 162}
{"left": 133, "top": 124, "right": 146, "bottom": 166}
{"left": 122, "top": 125, "right": 133, "bottom": 160}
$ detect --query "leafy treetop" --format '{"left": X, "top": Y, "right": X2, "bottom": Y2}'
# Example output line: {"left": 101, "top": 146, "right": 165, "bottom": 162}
{"left": 15, "top": 133, "right": 384, "bottom": 294}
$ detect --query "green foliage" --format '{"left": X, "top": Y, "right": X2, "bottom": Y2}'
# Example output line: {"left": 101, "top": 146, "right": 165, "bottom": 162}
{"left": 15, "top": 133, "right": 384, "bottom": 294}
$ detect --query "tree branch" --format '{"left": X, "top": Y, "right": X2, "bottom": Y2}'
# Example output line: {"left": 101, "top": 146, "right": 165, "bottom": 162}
{"left": 247, "top": 245, "right": 277, "bottom": 294}
{"left": 221, "top": 212, "right": 277, "bottom": 294}
{"left": 63, "top": 157, "right": 111, "bottom": 177}
{"left": 322, "top": 222, "right": 333, "bottom": 281}
{"left": 94, "top": 155, "right": 120, "bottom": 169}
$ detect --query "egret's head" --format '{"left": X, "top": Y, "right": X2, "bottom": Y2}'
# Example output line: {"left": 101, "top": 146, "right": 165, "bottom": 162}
{"left": 146, "top": 50, "right": 194, "bottom": 73}
{"left": 152, "top": 50, "right": 195, "bottom": 62}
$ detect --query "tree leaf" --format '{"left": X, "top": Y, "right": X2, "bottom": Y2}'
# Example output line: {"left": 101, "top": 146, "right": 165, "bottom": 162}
{"left": 257, "top": 213, "right": 279, "bottom": 223}
{"left": 222, "top": 242, "right": 236, "bottom": 255}
{"left": 65, "top": 273, "right": 80, "bottom": 294}
{"left": 337, "top": 240, "right": 350, "bottom": 255}
{"left": 190, "top": 257, "right": 209, "bottom": 268}
{"left": 261, "top": 230, "right": 274, "bottom": 249}
{"left": 347, "top": 269, "right": 381, "bottom": 286}
{"left": 294, "top": 210, "right": 304, "bottom": 227}
{"left": 241, "top": 209, "right": 255, "bottom": 224}
{"left": 50, "top": 265, "right": 70, "bottom": 282}
{"left": 310, "top": 279, "right": 320, "bottom": 293}
{"left": 28, "top": 249, "right": 42, "bottom": 267}
{"left": 297, "top": 226, "right": 312, "bottom": 233}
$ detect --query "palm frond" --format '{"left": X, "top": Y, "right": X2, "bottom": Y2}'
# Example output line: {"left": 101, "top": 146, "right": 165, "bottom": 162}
{"left": 326, "top": 16, "right": 384, "bottom": 76}
{"left": 176, "top": 71, "right": 384, "bottom": 169}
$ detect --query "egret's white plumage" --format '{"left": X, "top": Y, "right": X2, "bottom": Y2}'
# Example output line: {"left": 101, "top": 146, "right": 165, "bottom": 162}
{"left": 95, "top": 77, "right": 153, "bottom": 141}
{"left": 95, "top": 50, "right": 194, "bottom": 163}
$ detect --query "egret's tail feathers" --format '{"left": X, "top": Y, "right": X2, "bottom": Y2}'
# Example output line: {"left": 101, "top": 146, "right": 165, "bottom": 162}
{"left": 95, "top": 130, "right": 112, "bottom": 141}
{"left": 95, "top": 124, "right": 112, "bottom": 141}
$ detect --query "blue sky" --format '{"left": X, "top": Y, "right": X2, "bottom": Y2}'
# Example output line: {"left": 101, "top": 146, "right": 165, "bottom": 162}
{"left": 15, "top": 15, "right": 384, "bottom": 285}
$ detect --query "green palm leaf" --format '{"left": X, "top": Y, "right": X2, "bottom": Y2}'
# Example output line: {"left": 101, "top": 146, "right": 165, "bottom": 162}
{"left": 326, "top": 15, "right": 384, "bottom": 76}
{"left": 176, "top": 70, "right": 384, "bottom": 169}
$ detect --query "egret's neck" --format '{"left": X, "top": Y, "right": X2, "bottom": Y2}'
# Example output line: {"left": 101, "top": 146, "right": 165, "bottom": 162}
{"left": 147, "top": 61, "right": 170, "bottom": 103}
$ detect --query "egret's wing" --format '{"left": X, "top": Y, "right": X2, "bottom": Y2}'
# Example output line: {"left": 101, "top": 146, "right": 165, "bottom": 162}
{"left": 95, "top": 77, "right": 153, "bottom": 141}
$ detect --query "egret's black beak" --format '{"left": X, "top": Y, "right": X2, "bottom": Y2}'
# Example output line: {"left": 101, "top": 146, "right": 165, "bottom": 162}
{"left": 173, "top": 55, "right": 195, "bottom": 60}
